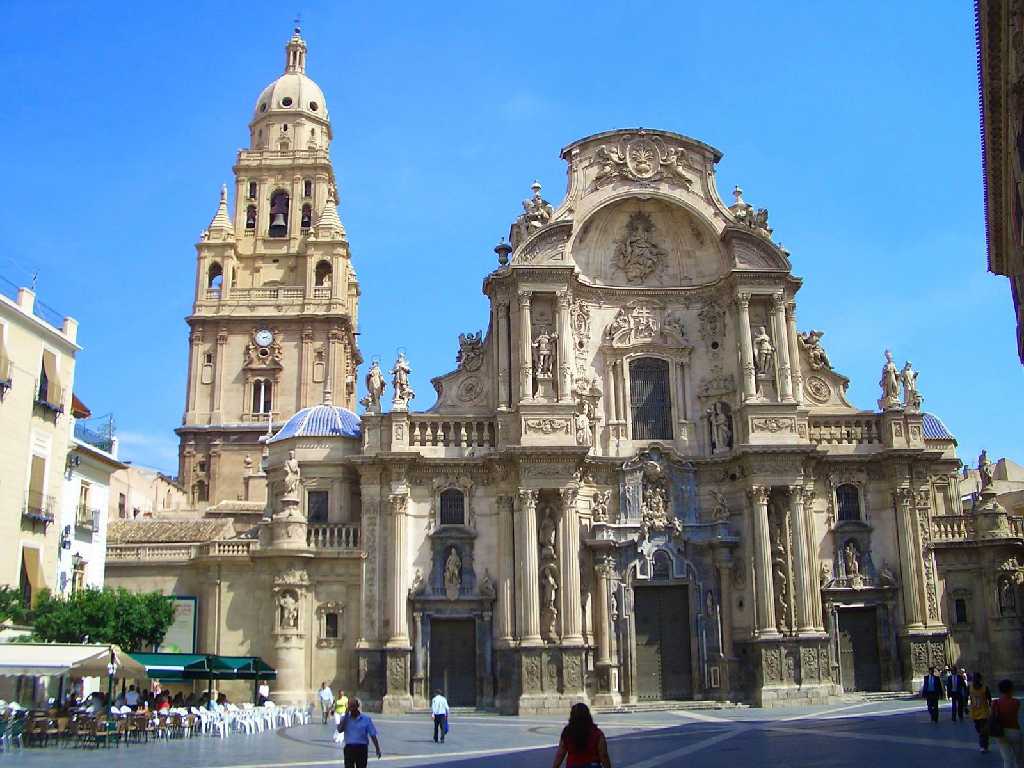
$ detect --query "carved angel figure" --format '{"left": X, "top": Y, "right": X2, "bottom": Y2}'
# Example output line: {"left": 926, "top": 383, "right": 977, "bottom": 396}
{"left": 799, "top": 330, "right": 832, "bottom": 370}
{"left": 752, "top": 326, "right": 775, "bottom": 375}
{"left": 360, "top": 359, "right": 386, "bottom": 411}
{"left": 409, "top": 568, "right": 425, "bottom": 598}
{"left": 478, "top": 569, "right": 496, "bottom": 599}
{"left": 592, "top": 143, "right": 627, "bottom": 185}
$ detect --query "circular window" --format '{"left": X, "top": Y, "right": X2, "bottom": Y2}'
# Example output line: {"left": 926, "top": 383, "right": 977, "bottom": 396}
{"left": 281, "top": 96, "right": 293, "bottom": 107}
{"left": 259, "top": 102, "right": 268, "bottom": 113}
{"left": 309, "top": 101, "right": 319, "bottom": 112}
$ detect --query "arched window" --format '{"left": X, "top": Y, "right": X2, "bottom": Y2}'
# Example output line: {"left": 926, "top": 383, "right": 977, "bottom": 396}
{"left": 629, "top": 357, "right": 672, "bottom": 440}
{"left": 439, "top": 488, "right": 465, "bottom": 526}
{"left": 303, "top": 179, "right": 313, "bottom": 198}
{"left": 301, "top": 203, "right": 312, "bottom": 229}
{"left": 652, "top": 550, "right": 672, "bottom": 580}
{"left": 252, "top": 379, "right": 273, "bottom": 415}
{"left": 269, "top": 190, "right": 290, "bottom": 237}
{"left": 247, "top": 182, "right": 257, "bottom": 200}
{"left": 192, "top": 480, "right": 208, "bottom": 504}
{"left": 315, "top": 260, "right": 332, "bottom": 287}
{"left": 836, "top": 484, "right": 861, "bottom": 521}
{"left": 245, "top": 205, "right": 257, "bottom": 230}
{"left": 208, "top": 262, "right": 223, "bottom": 289}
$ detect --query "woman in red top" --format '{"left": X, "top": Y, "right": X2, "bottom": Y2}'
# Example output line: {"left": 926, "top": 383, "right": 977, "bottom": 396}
{"left": 551, "top": 703, "right": 612, "bottom": 768}
{"left": 992, "top": 678, "right": 1022, "bottom": 768}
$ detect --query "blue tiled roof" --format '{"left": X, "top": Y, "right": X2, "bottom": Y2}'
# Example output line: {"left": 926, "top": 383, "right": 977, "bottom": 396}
{"left": 922, "top": 412, "right": 954, "bottom": 440}
{"left": 267, "top": 405, "right": 362, "bottom": 443}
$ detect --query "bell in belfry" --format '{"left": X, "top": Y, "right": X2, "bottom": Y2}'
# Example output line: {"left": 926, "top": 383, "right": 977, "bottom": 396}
{"left": 271, "top": 212, "right": 286, "bottom": 228}
{"left": 269, "top": 192, "right": 289, "bottom": 236}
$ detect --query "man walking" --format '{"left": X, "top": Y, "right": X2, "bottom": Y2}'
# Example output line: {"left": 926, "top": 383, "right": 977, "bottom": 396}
{"left": 318, "top": 681, "right": 334, "bottom": 724}
{"left": 431, "top": 688, "right": 450, "bottom": 743}
{"left": 337, "top": 697, "right": 382, "bottom": 768}
{"left": 922, "top": 666, "right": 946, "bottom": 723}
{"left": 949, "top": 667, "right": 969, "bottom": 722}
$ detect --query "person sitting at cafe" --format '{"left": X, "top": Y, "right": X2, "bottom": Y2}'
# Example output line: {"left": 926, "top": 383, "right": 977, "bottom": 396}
{"left": 125, "top": 685, "right": 140, "bottom": 710}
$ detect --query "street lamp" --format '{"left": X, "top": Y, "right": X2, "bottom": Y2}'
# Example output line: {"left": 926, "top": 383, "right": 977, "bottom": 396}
{"left": 106, "top": 651, "right": 118, "bottom": 717}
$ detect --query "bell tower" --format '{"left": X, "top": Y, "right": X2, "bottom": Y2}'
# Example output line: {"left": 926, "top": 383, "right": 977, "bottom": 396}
{"left": 178, "top": 26, "right": 361, "bottom": 510}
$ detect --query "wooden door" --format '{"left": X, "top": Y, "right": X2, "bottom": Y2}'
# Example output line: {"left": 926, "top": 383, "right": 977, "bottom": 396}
{"left": 633, "top": 586, "right": 691, "bottom": 700}
{"left": 837, "top": 608, "right": 881, "bottom": 692}
{"left": 429, "top": 619, "right": 477, "bottom": 706}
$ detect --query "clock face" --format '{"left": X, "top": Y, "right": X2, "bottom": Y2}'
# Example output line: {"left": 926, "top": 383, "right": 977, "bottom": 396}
{"left": 255, "top": 329, "right": 274, "bottom": 348}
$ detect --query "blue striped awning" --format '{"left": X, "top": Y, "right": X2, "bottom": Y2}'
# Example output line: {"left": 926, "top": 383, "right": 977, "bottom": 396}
{"left": 268, "top": 405, "right": 361, "bottom": 443}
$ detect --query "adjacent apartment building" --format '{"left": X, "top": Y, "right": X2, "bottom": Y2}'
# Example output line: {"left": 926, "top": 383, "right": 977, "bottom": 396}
{"left": 0, "top": 280, "right": 79, "bottom": 604}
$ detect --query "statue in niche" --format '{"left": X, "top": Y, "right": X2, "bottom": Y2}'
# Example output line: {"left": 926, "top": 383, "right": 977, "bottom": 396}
{"left": 772, "top": 539, "right": 789, "bottom": 630}
{"left": 844, "top": 540, "right": 862, "bottom": 586}
{"left": 592, "top": 490, "right": 611, "bottom": 523}
{"left": 610, "top": 593, "right": 618, "bottom": 621}
{"left": 391, "top": 351, "right": 415, "bottom": 409}
{"left": 532, "top": 330, "right": 557, "bottom": 378}
{"left": 707, "top": 401, "right": 733, "bottom": 454}
{"left": 979, "top": 449, "right": 995, "bottom": 491}
{"left": 443, "top": 547, "right": 462, "bottom": 600}
{"left": 283, "top": 450, "right": 300, "bottom": 500}
{"left": 243, "top": 453, "right": 253, "bottom": 475}
{"left": 360, "top": 359, "right": 386, "bottom": 411}
{"left": 819, "top": 561, "right": 833, "bottom": 588}
{"left": 799, "top": 330, "right": 832, "bottom": 370}
{"left": 539, "top": 509, "right": 558, "bottom": 560}
{"left": 709, "top": 489, "right": 730, "bottom": 522}
{"left": 409, "top": 568, "right": 425, "bottom": 598}
{"left": 614, "top": 211, "right": 666, "bottom": 283}
{"left": 278, "top": 591, "right": 299, "bottom": 630}
{"left": 752, "top": 326, "right": 775, "bottom": 375}
{"left": 879, "top": 349, "right": 900, "bottom": 408}
{"left": 478, "top": 569, "right": 496, "bottom": 599}
{"left": 999, "top": 575, "right": 1017, "bottom": 616}
{"left": 540, "top": 562, "right": 559, "bottom": 640}
{"left": 901, "top": 361, "right": 922, "bottom": 409}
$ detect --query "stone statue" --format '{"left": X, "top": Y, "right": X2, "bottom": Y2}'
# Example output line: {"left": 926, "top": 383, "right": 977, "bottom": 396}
{"left": 610, "top": 593, "right": 618, "bottom": 621}
{"left": 901, "top": 361, "right": 922, "bottom": 409}
{"left": 614, "top": 211, "right": 666, "bottom": 282}
{"left": 443, "top": 547, "right": 462, "bottom": 600}
{"left": 540, "top": 563, "right": 559, "bottom": 612}
{"left": 592, "top": 490, "right": 611, "bottom": 523}
{"left": 511, "top": 181, "right": 554, "bottom": 247}
{"left": 243, "top": 453, "right": 253, "bottom": 474}
{"left": 819, "top": 561, "right": 832, "bottom": 588}
{"left": 283, "top": 449, "right": 300, "bottom": 499}
{"left": 707, "top": 401, "right": 732, "bottom": 453}
{"left": 844, "top": 540, "right": 861, "bottom": 580}
{"left": 409, "top": 568, "right": 425, "bottom": 598}
{"left": 478, "top": 569, "right": 496, "bottom": 599}
{"left": 752, "top": 326, "right": 775, "bottom": 375}
{"left": 539, "top": 510, "right": 557, "bottom": 560}
{"left": 999, "top": 575, "right": 1017, "bottom": 615}
{"left": 607, "top": 308, "right": 631, "bottom": 339}
{"left": 532, "top": 331, "right": 558, "bottom": 378}
{"left": 278, "top": 591, "right": 298, "bottom": 630}
{"left": 709, "top": 489, "right": 729, "bottom": 522}
{"left": 979, "top": 449, "right": 995, "bottom": 491}
{"left": 879, "top": 349, "right": 900, "bottom": 408}
{"left": 391, "top": 351, "right": 415, "bottom": 409}
{"left": 799, "top": 330, "right": 832, "bottom": 370}
{"left": 360, "top": 360, "right": 386, "bottom": 411}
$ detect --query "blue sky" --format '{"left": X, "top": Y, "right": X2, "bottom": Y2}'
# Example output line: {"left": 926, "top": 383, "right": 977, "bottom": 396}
{"left": 2, "top": 1, "right": 1016, "bottom": 474}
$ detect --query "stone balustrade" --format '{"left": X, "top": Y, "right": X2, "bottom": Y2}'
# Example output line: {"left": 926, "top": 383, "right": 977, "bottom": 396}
{"left": 807, "top": 416, "right": 882, "bottom": 446}
{"left": 1010, "top": 516, "right": 1024, "bottom": 538}
{"left": 107, "top": 544, "right": 199, "bottom": 562}
{"left": 408, "top": 417, "right": 496, "bottom": 449}
{"left": 932, "top": 514, "right": 974, "bottom": 541}
{"left": 307, "top": 524, "right": 360, "bottom": 549}
{"left": 202, "top": 540, "right": 257, "bottom": 557}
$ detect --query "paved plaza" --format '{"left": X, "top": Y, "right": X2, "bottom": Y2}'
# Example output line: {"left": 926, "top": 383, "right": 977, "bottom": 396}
{"left": 4, "top": 697, "right": 1002, "bottom": 767}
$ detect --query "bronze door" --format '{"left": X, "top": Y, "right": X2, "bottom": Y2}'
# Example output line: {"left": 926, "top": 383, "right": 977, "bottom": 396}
{"left": 837, "top": 608, "right": 881, "bottom": 692}
{"left": 633, "top": 586, "right": 692, "bottom": 700}
{"left": 429, "top": 619, "right": 476, "bottom": 706}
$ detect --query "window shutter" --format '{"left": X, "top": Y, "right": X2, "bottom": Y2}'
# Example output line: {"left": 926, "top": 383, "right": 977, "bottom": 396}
{"left": 42, "top": 351, "right": 60, "bottom": 406}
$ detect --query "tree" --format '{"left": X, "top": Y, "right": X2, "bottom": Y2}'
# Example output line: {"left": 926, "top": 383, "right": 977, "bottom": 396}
{"left": 0, "top": 585, "right": 31, "bottom": 625}
{"left": 31, "top": 588, "right": 175, "bottom": 651}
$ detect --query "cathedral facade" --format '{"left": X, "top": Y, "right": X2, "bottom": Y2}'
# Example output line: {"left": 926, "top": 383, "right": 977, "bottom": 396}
{"left": 105, "top": 30, "right": 1024, "bottom": 713}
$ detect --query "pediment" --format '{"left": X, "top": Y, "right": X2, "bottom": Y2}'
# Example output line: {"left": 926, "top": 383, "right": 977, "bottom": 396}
{"left": 723, "top": 227, "right": 791, "bottom": 271}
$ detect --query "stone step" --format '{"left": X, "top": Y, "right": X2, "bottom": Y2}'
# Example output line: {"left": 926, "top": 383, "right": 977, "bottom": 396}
{"left": 593, "top": 700, "right": 747, "bottom": 714}
{"left": 407, "top": 706, "right": 490, "bottom": 716}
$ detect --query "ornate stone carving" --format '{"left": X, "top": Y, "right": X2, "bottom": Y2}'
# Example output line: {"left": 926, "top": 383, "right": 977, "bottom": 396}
{"left": 798, "top": 330, "right": 832, "bottom": 370}
{"left": 698, "top": 301, "right": 726, "bottom": 347}
{"left": 591, "top": 133, "right": 694, "bottom": 189}
{"left": 283, "top": 449, "right": 301, "bottom": 500}
{"left": 570, "top": 299, "right": 591, "bottom": 364}
{"left": 573, "top": 374, "right": 602, "bottom": 447}
{"left": 510, "top": 181, "right": 554, "bottom": 249}
{"left": 613, "top": 212, "right": 666, "bottom": 282}
{"left": 804, "top": 375, "right": 831, "bottom": 404}
{"left": 730, "top": 186, "right": 772, "bottom": 236}
{"left": 478, "top": 568, "right": 496, "bottom": 599}
{"left": 456, "top": 376, "right": 483, "bottom": 403}
{"left": 663, "top": 310, "right": 686, "bottom": 339}
{"left": 409, "top": 568, "right": 425, "bottom": 599}
{"left": 456, "top": 331, "right": 484, "bottom": 372}
{"left": 604, "top": 302, "right": 662, "bottom": 345}
{"left": 360, "top": 359, "right": 386, "bottom": 412}
{"left": 762, "top": 646, "right": 781, "bottom": 683}
{"left": 532, "top": 330, "right": 558, "bottom": 378}
{"left": 524, "top": 418, "right": 571, "bottom": 435}
{"left": 698, "top": 367, "right": 736, "bottom": 399}
{"left": 843, "top": 539, "right": 863, "bottom": 588}
{"left": 878, "top": 349, "right": 900, "bottom": 410}
{"left": 592, "top": 489, "right": 612, "bottom": 523}
{"left": 901, "top": 361, "right": 922, "bottom": 409}
{"left": 752, "top": 326, "right": 775, "bottom": 376}
{"left": 638, "top": 460, "right": 681, "bottom": 540}
{"left": 707, "top": 401, "right": 734, "bottom": 453}
{"left": 278, "top": 589, "right": 299, "bottom": 630}
{"left": 245, "top": 327, "right": 283, "bottom": 367}
{"left": 443, "top": 546, "right": 462, "bottom": 601}
{"left": 751, "top": 417, "right": 796, "bottom": 434}
{"left": 387, "top": 654, "right": 406, "bottom": 692}
{"left": 391, "top": 351, "right": 415, "bottom": 410}
{"left": 979, "top": 449, "right": 995, "bottom": 490}
{"left": 709, "top": 489, "right": 730, "bottom": 522}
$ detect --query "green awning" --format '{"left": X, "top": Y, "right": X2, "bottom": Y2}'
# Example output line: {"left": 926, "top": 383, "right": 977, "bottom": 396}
{"left": 129, "top": 653, "right": 276, "bottom": 681}
{"left": 216, "top": 656, "right": 277, "bottom": 680}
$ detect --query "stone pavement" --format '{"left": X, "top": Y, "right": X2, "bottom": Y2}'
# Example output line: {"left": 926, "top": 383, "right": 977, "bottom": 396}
{"left": 4, "top": 698, "right": 996, "bottom": 767}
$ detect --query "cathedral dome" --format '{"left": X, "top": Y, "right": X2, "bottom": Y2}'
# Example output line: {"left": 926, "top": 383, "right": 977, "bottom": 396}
{"left": 251, "top": 27, "right": 330, "bottom": 126}
{"left": 268, "top": 404, "right": 361, "bottom": 443}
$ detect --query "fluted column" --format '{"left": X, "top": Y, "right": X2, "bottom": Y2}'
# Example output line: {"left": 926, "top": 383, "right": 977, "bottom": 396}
{"left": 788, "top": 486, "right": 814, "bottom": 632}
{"left": 749, "top": 485, "right": 779, "bottom": 636}
{"left": 518, "top": 291, "right": 533, "bottom": 403}
{"left": 736, "top": 292, "right": 756, "bottom": 401}
{"left": 559, "top": 488, "right": 583, "bottom": 644}
{"left": 714, "top": 550, "right": 735, "bottom": 657}
{"left": 802, "top": 488, "right": 824, "bottom": 630}
{"left": 895, "top": 488, "right": 924, "bottom": 629}
{"left": 386, "top": 493, "right": 410, "bottom": 646}
{"left": 593, "top": 555, "right": 612, "bottom": 665}
{"left": 186, "top": 330, "right": 201, "bottom": 420}
{"left": 772, "top": 293, "right": 794, "bottom": 403}
{"left": 556, "top": 289, "right": 574, "bottom": 401}
{"left": 495, "top": 299, "right": 510, "bottom": 410}
{"left": 516, "top": 489, "right": 541, "bottom": 644}
{"left": 785, "top": 302, "right": 803, "bottom": 404}
{"left": 495, "top": 495, "right": 515, "bottom": 645}
{"left": 212, "top": 328, "right": 227, "bottom": 421}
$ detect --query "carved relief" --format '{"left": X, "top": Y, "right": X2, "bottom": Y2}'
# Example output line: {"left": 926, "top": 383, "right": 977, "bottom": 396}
{"left": 510, "top": 181, "right": 554, "bottom": 249}
{"left": 524, "top": 418, "right": 571, "bottom": 435}
{"left": 570, "top": 299, "right": 591, "bottom": 365}
{"left": 751, "top": 417, "right": 796, "bottom": 434}
{"left": 804, "top": 375, "right": 832, "bottom": 404}
{"left": 456, "top": 331, "right": 484, "bottom": 371}
{"left": 613, "top": 212, "right": 667, "bottom": 282}
{"left": 590, "top": 133, "right": 694, "bottom": 189}
{"left": 387, "top": 654, "right": 406, "bottom": 692}
{"left": 592, "top": 489, "right": 612, "bottom": 523}
{"left": 799, "top": 330, "right": 832, "bottom": 370}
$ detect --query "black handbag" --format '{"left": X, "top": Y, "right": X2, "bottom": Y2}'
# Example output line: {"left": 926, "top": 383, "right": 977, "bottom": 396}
{"left": 989, "top": 701, "right": 1004, "bottom": 738}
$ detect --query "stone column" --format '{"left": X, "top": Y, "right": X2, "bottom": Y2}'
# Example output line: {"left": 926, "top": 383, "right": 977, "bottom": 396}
{"left": 495, "top": 298, "right": 510, "bottom": 410}
{"left": 735, "top": 293, "right": 756, "bottom": 401}
{"left": 772, "top": 293, "right": 794, "bottom": 403}
{"left": 299, "top": 326, "right": 313, "bottom": 408}
{"left": 749, "top": 485, "right": 779, "bottom": 636}
{"left": 559, "top": 488, "right": 583, "bottom": 644}
{"left": 411, "top": 612, "right": 425, "bottom": 704}
{"left": 895, "top": 488, "right": 924, "bottom": 629}
{"left": 802, "top": 488, "right": 825, "bottom": 631}
{"left": 186, "top": 330, "right": 201, "bottom": 419}
{"left": 518, "top": 291, "right": 533, "bottom": 403}
{"left": 495, "top": 495, "right": 515, "bottom": 645}
{"left": 272, "top": 570, "right": 309, "bottom": 705}
{"left": 788, "top": 486, "right": 814, "bottom": 633}
{"left": 556, "top": 289, "right": 574, "bottom": 401}
{"left": 386, "top": 493, "right": 410, "bottom": 645}
{"left": 357, "top": 473, "right": 382, "bottom": 646}
{"left": 714, "top": 550, "right": 735, "bottom": 659}
{"left": 592, "top": 554, "right": 621, "bottom": 706}
{"left": 516, "top": 489, "right": 541, "bottom": 644}
{"left": 212, "top": 328, "right": 228, "bottom": 421}
{"left": 785, "top": 302, "right": 803, "bottom": 404}
{"left": 328, "top": 329, "right": 343, "bottom": 406}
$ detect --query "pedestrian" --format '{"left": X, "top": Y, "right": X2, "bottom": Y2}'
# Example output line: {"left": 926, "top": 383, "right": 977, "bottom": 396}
{"left": 431, "top": 689, "right": 450, "bottom": 743}
{"left": 335, "top": 690, "right": 350, "bottom": 725}
{"left": 991, "top": 679, "right": 1023, "bottom": 767}
{"left": 949, "top": 666, "right": 969, "bottom": 721}
{"left": 969, "top": 672, "right": 993, "bottom": 753}
{"left": 318, "top": 681, "right": 334, "bottom": 724}
{"left": 921, "top": 665, "right": 945, "bottom": 723}
{"left": 336, "top": 697, "right": 381, "bottom": 768}
{"left": 257, "top": 681, "right": 270, "bottom": 705}
{"left": 551, "top": 702, "right": 612, "bottom": 768}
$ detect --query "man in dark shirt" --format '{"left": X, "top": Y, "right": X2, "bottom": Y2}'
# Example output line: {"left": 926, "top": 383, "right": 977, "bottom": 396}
{"left": 922, "top": 666, "right": 946, "bottom": 723}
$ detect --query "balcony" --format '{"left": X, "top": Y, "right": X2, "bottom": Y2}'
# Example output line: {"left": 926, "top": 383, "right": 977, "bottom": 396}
{"left": 312, "top": 287, "right": 331, "bottom": 299}
{"left": 807, "top": 416, "right": 882, "bottom": 446}
{"left": 34, "top": 382, "right": 65, "bottom": 417}
{"left": 23, "top": 492, "right": 56, "bottom": 526}
{"left": 75, "top": 504, "right": 100, "bottom": 532}
{"left": 206, "top": 288, "right": 221, "bottom": 300}
{"left": 74, "top": 420, "right": 115, "bottom": 453}
{"left": 307, "top": 524, "right": 360, "bottom": 549}
{"left": 231, "top": 286, "right": 305, "bottom": 301}
{"left": 408, "top": 417, "right": 496, "bottom": 449}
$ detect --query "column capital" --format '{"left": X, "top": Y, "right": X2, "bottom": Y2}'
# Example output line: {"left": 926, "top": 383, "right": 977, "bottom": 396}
{"left": 747, "top": 484, "right": 771, "bottom": 505}
{"left": 560, "top": 486, "right": 579, "bottom": 510}
{"left": 800, "top": 486, "right": 817, "bottom": 507}
{"left": 518, "top": 290, "right": 532, "bottom": 307}
{"left": 595, "top": 554, "right": 616, "bottom": 577}
{"left": 892, "top": 487, "right": 915, "bottom": 507}
{"left": 771, "top": 291, "right": 786, "bottom": 312}
{"left": 388, "top": 493, "right": 408, "bottom": 515}
{"left": 556, "top": 288, "right": 571, "bottom": 307}
{"left": 517, "top": 488, "right": 538, "bottom": 512}
{"left": 735, "top": 291, "right": 751, "bottom": 308}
